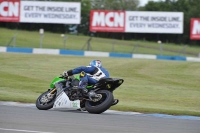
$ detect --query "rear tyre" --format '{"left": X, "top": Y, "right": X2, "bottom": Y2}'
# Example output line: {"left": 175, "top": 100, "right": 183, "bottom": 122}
{"left": 85, "top": 90, "right": 114, "bottom": 114}
{"left": 36, "top": 90, "right": 56, "bottom": 110}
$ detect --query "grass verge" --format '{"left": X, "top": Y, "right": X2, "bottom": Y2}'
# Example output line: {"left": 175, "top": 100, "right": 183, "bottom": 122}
{"left": 0, "top": 52, "right": 200, "bottom": 116}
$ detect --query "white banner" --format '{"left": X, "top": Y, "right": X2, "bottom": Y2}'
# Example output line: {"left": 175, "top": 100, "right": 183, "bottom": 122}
{"left": 125, "top": 11, "right": 183, "bottom": 34}
{"left": 20, "top": 1, "right": 81, "bottom": 24}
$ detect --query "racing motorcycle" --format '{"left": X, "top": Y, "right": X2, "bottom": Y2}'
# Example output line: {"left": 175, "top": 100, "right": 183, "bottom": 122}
{"left": 36, "top": 73, "right": 124, "bottom": 114}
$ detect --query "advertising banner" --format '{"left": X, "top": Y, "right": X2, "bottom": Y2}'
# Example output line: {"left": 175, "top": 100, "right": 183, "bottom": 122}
{"left": 125, "top": 11, "right": 183, "bottom": 34}
{"left": 90, "top": 10, "right": 125, "bottom": 32}
{"left": 190, "top": 18, "right": 200, "bottom": 40}
{"left": 20, "top": 1, "right": 80, "bottom": 24}
{"left": 0, "top": 0, "right": 81, "bottom": 24}
{"left": 0, "top": 0, "right": 20, "bottom": 22}
{"left": 90, "top": 10, "right": 184, "bottom": 34}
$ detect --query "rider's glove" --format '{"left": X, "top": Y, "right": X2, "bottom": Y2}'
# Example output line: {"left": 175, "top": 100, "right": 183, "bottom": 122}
{"left": 63, "top": 71, "right": 68, "bottom": 77}
{"left": 63, "top": 70, "right": 73, "bottom": 77}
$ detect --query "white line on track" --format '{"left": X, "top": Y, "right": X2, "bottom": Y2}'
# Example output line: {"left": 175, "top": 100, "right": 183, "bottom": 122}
{"left": 0, "top": 128, "right": 56, "bottom": 133}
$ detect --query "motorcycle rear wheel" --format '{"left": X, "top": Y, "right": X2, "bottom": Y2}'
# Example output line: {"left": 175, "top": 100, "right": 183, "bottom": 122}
{"left": 85, "top": 90, "right": 114, "bottom": 114}
{"left": 36, "top": 90, "right": 56, "bottom": 110}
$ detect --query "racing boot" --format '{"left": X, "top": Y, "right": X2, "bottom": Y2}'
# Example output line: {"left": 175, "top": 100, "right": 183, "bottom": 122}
{"left": 77, "top": 100, "right": 86, "bottom": 111}
{"left": 111, "top": 99, "right": 119, "bottom": 106}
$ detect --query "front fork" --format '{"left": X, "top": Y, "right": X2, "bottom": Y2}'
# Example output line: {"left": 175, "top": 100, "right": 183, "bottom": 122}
{"left": 46, "top": 88, "right": 57, "bottom": 100}
{"left": 49, "top": 88, "right": 56, "bottom": 94}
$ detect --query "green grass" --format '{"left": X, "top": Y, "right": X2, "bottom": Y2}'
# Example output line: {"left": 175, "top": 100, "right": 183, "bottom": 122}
{"left": 0, "top": 27, "right": 200, "bottom": 57}
{"left": 0, "top": 52, "right": 200, "bottom": 116}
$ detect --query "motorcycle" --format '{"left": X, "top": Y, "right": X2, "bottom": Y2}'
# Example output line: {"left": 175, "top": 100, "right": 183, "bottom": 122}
{"left": 36, "top": 73, "right": 124, "bottom": 114}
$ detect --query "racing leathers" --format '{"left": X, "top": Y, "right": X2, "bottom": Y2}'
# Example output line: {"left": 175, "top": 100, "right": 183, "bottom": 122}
{"left": 66, "top": 65, "right": 109, "bottom": 86}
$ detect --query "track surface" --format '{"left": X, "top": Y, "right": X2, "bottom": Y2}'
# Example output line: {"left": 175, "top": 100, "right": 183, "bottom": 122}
{"left": 0, "top": 105, "right": 199, "bottom": 133}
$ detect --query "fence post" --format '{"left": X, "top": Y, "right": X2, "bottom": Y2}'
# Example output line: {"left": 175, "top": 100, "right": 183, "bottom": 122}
{"left": 6, "top": 33, "right": 18, "bottom": 47}
{"left": 82, "top": 37, "right": 92, "bottom": 50}
{"left": 13, "top": 34, "right": 18, "bottom": 47}
{"left": 87, "top": 37, "right": 92, "bottom": 50}
{"left": 39, "top": 29, "right": 44, "bottom": 48}
{"left": 61, "top": 34, "right": 67, "bottom": 49}
{"left": 158, "top": 40, "right": 164, "bottom": 55}
{"left": 40, "top": 34, "right": 44, "bottom": 48}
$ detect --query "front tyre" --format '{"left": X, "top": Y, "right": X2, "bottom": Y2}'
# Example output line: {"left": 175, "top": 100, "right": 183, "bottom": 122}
{"left": 36, "top": 90, "right": 56, "bottom": 110}
{"left": 85, "top": 90, "right": 114, "bottom": 114}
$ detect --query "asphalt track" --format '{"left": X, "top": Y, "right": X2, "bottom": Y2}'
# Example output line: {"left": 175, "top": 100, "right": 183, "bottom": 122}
{"left": 0, "top": 104, "right": 199, "bottom": 133}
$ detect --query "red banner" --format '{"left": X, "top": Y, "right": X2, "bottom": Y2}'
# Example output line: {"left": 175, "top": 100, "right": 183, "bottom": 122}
{"left": 0, "top": 0, "right": 20, "bottom": 22}
{"left": 190, "top": 18, "right": 200, "bottom": 40}
{"left": 90, "top": 10, "right": 125, "bottom": 32}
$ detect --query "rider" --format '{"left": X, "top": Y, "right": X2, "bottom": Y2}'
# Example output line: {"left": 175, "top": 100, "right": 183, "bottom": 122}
{"left": 63, "top": 59, "right": 118, "bottom": 106}
{"left": 63, "top": 60, "right": 109, "bottom": 94}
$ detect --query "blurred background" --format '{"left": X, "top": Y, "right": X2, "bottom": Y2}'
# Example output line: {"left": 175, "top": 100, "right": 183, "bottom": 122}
{"left": 0, "top": 0, "right": 200, "bottom": 57}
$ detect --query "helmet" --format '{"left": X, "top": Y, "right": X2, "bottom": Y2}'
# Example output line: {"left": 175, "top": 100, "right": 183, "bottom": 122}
{"left": 89, "top": 60, "right": 102, "bottom": 68}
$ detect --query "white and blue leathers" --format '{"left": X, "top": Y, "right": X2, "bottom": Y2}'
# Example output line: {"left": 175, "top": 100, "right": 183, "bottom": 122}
{"left": 71, "top": 66, "right": 109, "bottom": 85}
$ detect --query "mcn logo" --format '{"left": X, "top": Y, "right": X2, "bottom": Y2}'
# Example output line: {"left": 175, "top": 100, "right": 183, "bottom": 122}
{"left": 90, "top": 10, "right": 125, "bottom": 32}
{"left": 190, "top": 18, "right": 200, "bottom": 40}
{"left": 0, "top": 0, "right": 20, "bottom": 22}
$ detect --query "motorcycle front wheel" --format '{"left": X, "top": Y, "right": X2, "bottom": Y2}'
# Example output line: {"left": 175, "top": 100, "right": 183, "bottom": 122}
{"left": 36, "top": 90, "right": 56, "bottom": 110}
{"left": 85, "top": 90, "right": 114, "bottom": 114}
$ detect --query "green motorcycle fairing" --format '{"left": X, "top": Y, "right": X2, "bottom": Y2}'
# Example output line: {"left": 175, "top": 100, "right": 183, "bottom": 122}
{"left": 50, "top": 75, "right": 93, "bottom": 89}
{"left": 50, "top": 76, "right": 65, "bottom": 88}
